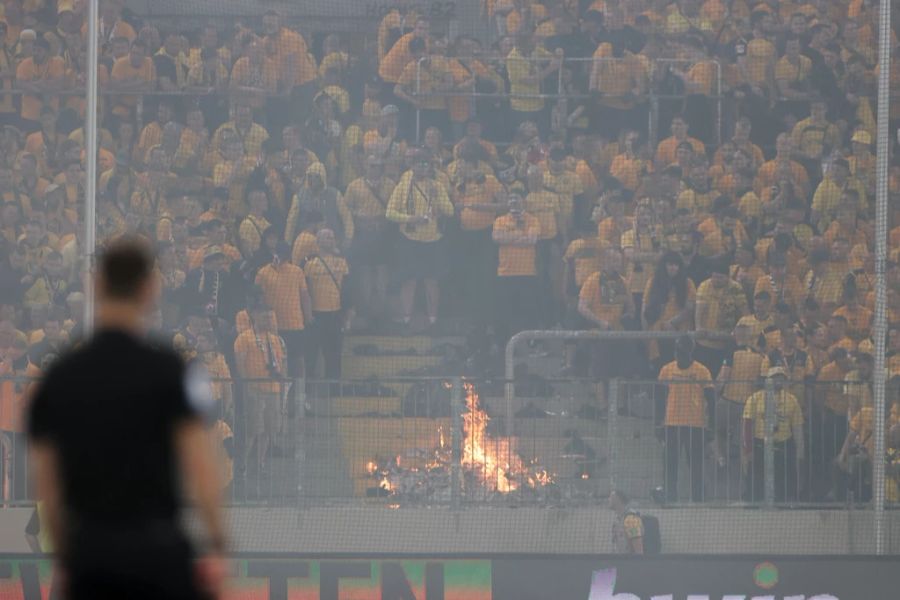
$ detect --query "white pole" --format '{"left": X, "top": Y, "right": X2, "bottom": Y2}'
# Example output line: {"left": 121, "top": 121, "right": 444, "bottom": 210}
{"left": 83, "top": 0, "right": 99, "bottom": 331}
{"left": 872, "top": 0, "right": 892, "bottom": 557}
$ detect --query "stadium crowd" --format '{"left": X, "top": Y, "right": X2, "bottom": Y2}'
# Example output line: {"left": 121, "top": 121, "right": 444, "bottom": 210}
{"left": 0, "top": 0, "right": 899, "bottom": 502}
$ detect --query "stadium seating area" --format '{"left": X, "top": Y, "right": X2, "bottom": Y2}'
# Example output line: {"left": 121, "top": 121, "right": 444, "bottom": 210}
{"left": 0, "top": 0, "right": 899, "bottom": 506}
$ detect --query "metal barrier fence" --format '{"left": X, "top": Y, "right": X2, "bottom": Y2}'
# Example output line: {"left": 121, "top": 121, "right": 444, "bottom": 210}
{"left": 0, "top": 374, "right": 891, "bottom": 509}
{"left": 413, "top": 54, "right": 723, "bottom": 145}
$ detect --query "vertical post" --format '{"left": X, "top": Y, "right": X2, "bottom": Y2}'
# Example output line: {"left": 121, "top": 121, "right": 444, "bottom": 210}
{"left": 293, "top": 377, "right": 306, "bottom": 503}
{"left": 607, "top": 378, "right": 619, "bottom": 493}
{"left": 83, "top": 0, "right": 99, "bottom": 331}
{"left": 764, "top": 377, "right": 775, "bottom": 508}
{"left": 715, "top": 60, "right": 722, "bottom": 146}
{"left": 415, "top": 57, "right": 424, "bottom": 144}
{"left": 450, "top": 377, "right": 463, "bottom": 510}
{"left": 872, "top": 0, "right": 892, "bottom": 557}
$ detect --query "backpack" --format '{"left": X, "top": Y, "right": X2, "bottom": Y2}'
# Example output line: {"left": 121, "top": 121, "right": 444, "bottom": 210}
{"left": 627, "top": 510, "right": 662, "bottom": 555}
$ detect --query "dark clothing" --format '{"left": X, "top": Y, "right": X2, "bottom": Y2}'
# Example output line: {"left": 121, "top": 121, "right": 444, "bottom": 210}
{"left": 67, "top": 520, "right": 204, "bottom": 600}
{"left": 683, "top": 253, "right": 712, "bottom": 288}
{"left": 306, "top": 310, "right": 343, "bottom": 379}
{"left": 664, "top": 425, "right": 706, "bottom": 502}
{"left": 495, "top": 275, "right": 540, "bottom": 347}
{"left": 27, "top": 328, "right": 203, "bottom": 597}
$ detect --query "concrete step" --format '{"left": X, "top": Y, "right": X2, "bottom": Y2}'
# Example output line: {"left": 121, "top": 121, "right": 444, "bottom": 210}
{"left": 344, "top": 335, "right": 465, "bottom": 354}
{"left": 341, "top": 354, "right": 444, "bottom": 379}
{"left": 326, "top": 396, "right": 403, "bottom": 416}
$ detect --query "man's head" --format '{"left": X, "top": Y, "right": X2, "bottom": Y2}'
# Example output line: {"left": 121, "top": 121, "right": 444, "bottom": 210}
{"left": 753, "top": 290, "right": 772, "bottom": 318}
{"left": 670, "top": 116, "right": 688, "bottom": 139}
{"left": 45, "top": 251, "right": 65, "bottom": 279}
{"left": 33, "top": 38, "right": 50, "bottom": 64}
{"left": 768, "top": 367, "right": 788, "bottom": 391}
{"left": 129, "top": 39, "right": 147, "bottom": 68}
{"left": 504, "top": 191, "right": 522, "bottom": 216}
{"left": 317, "top": 228, "right": 337, "bottom": 254}
{"left": 413, "top": 17, "right": 430, "bottom": 39}
{"left": 262, "top": 10, "right": 282, "bottom": 36}
{"left": 710, "top": 261, "right": 729, "bottom": 288}
{"left": 675, "top": 334, "right": 695, "bottom": 366}
{"left": 96, "top": 238, "right": 157, "bottom": 311}
{"left": 364, "top": 155, "right": 383, "bottom": 180}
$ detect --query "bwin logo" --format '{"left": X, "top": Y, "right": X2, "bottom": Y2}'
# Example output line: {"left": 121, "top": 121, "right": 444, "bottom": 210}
{"left": 587, "top": 568, "right": 839, "bottom": 600}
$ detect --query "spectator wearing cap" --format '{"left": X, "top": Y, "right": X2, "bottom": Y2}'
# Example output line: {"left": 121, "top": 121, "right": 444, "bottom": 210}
{"left": 811, "top": 157, "right": 867, "bottom": 233}
{"left": 304, "top": 228, "right": 348, "bottom": 379}
{"left": 14, "top": 37, "right": 64, "bottom": 131}
{"left": 255, "top": 240, "right": 312, "bottom": 378}
{"left": 386, "top": 149, "right": 453, "bottom": 327}
{"left": 737, "top": 289, "right": 775, "bottom": 351}
{"left": 848, "top": 129, "right": 875, "bottom": 196}
{"left": 742, "top": 366, "right": 804, "bottom": 502}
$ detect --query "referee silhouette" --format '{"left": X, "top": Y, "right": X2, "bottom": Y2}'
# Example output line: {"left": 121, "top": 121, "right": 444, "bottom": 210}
{"left": 27, "top": 238, "right": 227, "bottom": 599}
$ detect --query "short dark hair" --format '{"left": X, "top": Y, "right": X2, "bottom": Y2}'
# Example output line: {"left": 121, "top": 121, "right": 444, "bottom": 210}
{"left": 99, "top": 238, "right": 155, "bottom": 300}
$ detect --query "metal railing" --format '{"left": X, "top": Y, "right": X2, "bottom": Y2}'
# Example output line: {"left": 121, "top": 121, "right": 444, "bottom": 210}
{"left": 0, "top": 373, "right": 891, "bottom": 510}
{"left": 412, "top": 55, "right": 723, "bottom": 144}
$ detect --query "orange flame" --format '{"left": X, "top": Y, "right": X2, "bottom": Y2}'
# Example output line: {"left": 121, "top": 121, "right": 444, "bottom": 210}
{"left": 461, "top": 381, "right": 550, "bottom": 493}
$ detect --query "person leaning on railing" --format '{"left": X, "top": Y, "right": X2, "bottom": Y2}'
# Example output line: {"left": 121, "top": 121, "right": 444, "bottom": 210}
{"left": 742, "top": 366, "right": 804, "bottom": 503}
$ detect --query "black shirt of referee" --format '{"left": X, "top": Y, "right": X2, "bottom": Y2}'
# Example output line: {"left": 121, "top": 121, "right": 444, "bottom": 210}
{"left": 27, "top": 239, "right": 226, "bottom": 600}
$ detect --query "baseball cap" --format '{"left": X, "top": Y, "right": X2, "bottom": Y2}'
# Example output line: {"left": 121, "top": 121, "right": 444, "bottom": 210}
{"left": 203, "top": 245, "right": 226, "bottom": 261}
{"left": 851, "top": 130, "right": 872, "bottom": 145}
{"left": 767, "top": 366, "right": 788, "bottom": 378}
